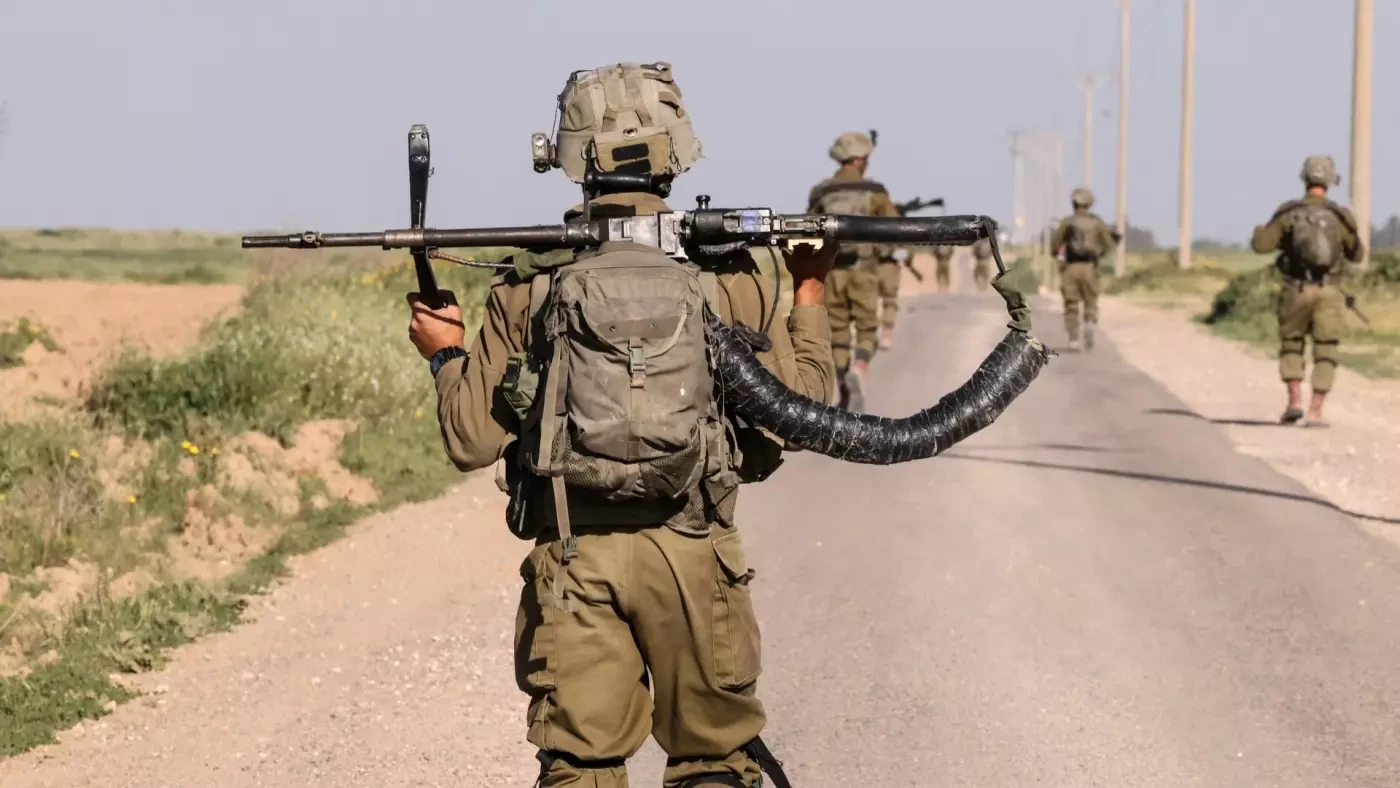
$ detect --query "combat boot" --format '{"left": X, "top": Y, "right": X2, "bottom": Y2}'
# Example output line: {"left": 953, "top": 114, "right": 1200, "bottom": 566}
{"left": 880, "top": 326, "right": 895, "bottom": 351}
{"left": 1083, "top": 324, "right": 1096, "bottom": 352}
{"left": 1066, "top": 338, "right": 1082, "bottom": 353}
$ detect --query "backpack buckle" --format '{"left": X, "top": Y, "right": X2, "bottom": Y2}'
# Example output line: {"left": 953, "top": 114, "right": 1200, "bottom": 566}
{"left": 629, "top": 342, "right": 647, "bottom": 388}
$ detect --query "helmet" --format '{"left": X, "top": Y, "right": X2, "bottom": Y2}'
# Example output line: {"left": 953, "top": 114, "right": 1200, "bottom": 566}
{"left": 1071, "top": 187, "right": 1095, "bottom": 208}
{"left": 534, "top": 62, "right": 702, "bottom": 184}
{"left": 829, "top": 131, "right": 875, "bottom": 163}
{"left": 1300, "top": 155, "right": 1340, "bottom": 188}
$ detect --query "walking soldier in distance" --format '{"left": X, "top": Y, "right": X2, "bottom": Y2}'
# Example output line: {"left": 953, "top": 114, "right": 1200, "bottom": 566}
{"left": 1251, "top": 155, "right": 1365, "bottom": 426}
{"left": 807, "top": 130, "right": 902, "bottom": 412}
{"left": 1050, "top": 187, "right": 1119, "bottom": 352}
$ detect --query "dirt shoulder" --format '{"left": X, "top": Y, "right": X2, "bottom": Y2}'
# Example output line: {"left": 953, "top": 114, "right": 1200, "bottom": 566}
{"left": 0, "top": 279, "right": 244, "bottom": 420}
{"left": 1101, "top": 297, "right": 1400, "bottom": 543}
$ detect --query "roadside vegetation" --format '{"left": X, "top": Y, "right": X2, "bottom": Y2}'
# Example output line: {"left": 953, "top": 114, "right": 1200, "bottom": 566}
{"left": 0, "top": 319, "right": 60, "bottom": 368}
{"left": 0, "top": 239, "right": 513, "bottom": 756}
{"left": 1104, "top": 247, "right": 1400, "bottom": 380}
{"left": 0, "top": 228, "right": 249, "bottom": 284}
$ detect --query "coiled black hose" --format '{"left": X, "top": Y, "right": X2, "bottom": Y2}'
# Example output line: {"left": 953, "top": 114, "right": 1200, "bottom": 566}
{"left": 708, "top": 313, "right": 1050, "bottom": 465}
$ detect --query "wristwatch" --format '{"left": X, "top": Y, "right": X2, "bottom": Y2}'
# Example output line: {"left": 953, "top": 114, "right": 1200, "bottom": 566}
{"left": 429, "top": 345, "right": 468, "bottom": 378}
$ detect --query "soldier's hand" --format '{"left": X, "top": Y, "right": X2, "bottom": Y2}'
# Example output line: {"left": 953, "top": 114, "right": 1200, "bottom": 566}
{"left": 783, "top": 241, "right": 838, "bottom": 284}
{"left": 1345, "top": 293, "right": 1357, "bottom": 310}
{"left": 783, "top": 241, "right": 838, "bottom": 307}
{"left": 406, "top": 291, "right": 466, "bottom": 360}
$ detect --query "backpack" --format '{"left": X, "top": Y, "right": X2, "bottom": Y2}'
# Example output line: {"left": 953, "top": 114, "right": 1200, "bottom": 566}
{"left": 1064, "top": 213, "right": 1106, "bottom": 259}
{"left": 809, "top": 179, "right": 887, "bottom": 261}
{"left": 1285, "top": 202, "right": 1345, "bottom": 274}
{"left": 505, "top": 243, "right": 732, "bottom": 606}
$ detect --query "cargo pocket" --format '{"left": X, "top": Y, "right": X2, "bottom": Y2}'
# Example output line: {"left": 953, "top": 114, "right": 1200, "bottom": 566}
{"left": 515, "top": 543, "right": 558, "bottom": 695}
{"left": 711, "top": 529, "right": 762, "bottom": 689}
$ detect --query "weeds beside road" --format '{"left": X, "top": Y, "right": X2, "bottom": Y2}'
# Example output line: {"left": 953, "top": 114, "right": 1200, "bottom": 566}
{"left": 1105, "top": 249, "right": 1400, "bottom": 381}
{"left": 0, "top": 237, "right": 504, "bottom": 757}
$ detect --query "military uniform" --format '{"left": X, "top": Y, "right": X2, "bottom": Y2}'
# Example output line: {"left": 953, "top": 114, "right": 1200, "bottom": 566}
{"left": 435, "top": 193, "right": 832, "bottom": 787}
{"left": 932, "top": 245, "right": 956, "bottom": 291}
{"left": 877, "top": 251, "right": 903, "bottom": 333}
{"left": 808, "top": 151, "right": 901, "bottom": 391}
{"left": 428, "top": 63, "right": 834, "bottom": 788}
{"left": 970, "top": 238, "right": 994, "bottom": 291}
{"left": 1251, "top": 193, "right": 1363, "bottom": 401}
{"left": 1050, "top": 192, "right": 1117, "bottom": 349}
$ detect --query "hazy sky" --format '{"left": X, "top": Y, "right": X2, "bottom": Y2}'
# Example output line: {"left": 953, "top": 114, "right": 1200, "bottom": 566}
{"left": 0, "top": 0, "right": 1394, "bottom": 244}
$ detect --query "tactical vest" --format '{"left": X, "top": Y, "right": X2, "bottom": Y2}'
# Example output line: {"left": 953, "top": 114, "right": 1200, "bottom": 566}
{"left": 809, "top": 179, "right": 888, "bottom": 265}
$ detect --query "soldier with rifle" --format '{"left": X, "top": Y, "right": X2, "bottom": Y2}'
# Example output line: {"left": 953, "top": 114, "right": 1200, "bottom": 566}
{"left": 242, "top": 61, "right": 1050, "bottom": 788}
{"left": 1251, "top": 155, "right": 1367, "bottom": 426}
{"left": 807, "top": 130, "right": 903, "bottom": 408}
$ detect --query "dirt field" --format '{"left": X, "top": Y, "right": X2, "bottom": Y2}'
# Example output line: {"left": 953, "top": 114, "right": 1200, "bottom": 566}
{"left": 0, "top": 279, "right": 244, "bottom": 420}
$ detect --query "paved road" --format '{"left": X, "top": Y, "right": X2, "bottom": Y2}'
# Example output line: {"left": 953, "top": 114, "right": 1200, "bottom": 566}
{"left": 5, "top": 293, "right": 1400, "bottom": 787}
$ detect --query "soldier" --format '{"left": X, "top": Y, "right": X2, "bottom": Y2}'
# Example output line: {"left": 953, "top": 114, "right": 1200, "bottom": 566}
{"left": 808, "top": 130, "right": 902, "bottom": 411}
{"left": 1050, "top": 188, "right": 1118, "bottom": 352}
{"left": 932, "top": 244, "right": 956, "bottom": 292}
{"left": 970, "top": 237, "right": 995, "bottom": 291}
{"left": 406, "top": 62, "right": 833, "bottom": 788}
{"left": 1251, "top": 155, "right": 1365, "bottom": 426}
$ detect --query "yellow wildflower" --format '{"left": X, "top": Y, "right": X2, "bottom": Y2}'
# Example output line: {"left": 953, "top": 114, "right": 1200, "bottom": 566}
{"left": 127, "top": 495, "right": 137, "bottom": 504}
{"left": 69, "top": 449, "right": 80, "bottom": 459}
{"left": 188, "top": 445, "right": 200, "bottom": 455}
{"left": 210, "top": 448, "right": 220, "bottom": 457}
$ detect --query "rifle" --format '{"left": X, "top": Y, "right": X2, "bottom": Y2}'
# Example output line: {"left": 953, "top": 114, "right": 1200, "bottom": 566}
{"left": 1343, "top": 292, "right": 1371, "bottom": 326}
{"left": 238, "top": 125, "right": 1049, "bottom": 468}
{"left": 887, "top": 198, "right": 946, "bottom": 281}
{"left": 895, "top": 197, "right": 946, "bottom": 216}
{"left": 243, "top": 128, "right": 1004, "bottom": 275}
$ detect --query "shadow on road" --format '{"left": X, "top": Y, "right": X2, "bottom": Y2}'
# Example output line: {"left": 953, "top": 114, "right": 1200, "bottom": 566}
{"left": 955, "top": 443, "right": 1122, "bottom": 454}
{"left": 941, "top": 453, "right": 1400, "bottom": 527}
{"left": 1146, "top": 406, "right": 1284, "bottom": 428}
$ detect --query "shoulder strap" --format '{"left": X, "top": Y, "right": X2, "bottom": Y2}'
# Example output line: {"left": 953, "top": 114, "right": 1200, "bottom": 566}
{"left": 1272, "top": 199, "right": 1357, "bottom": 233}
{"left": 524, "top": 272, "right": 552, "bottom": 351}
{"left": 698, "top": 270, "right": 724, "bottom": 320}
{"left": 525, "top": 269, "right": 576, "bottom": 612}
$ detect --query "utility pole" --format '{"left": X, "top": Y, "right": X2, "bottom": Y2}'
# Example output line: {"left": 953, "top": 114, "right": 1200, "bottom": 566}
{"left": 1010, "top": 131, "right": 1026, "bottom": 246}
{"left": 1177, "top": 0, "right": 1195, "bottom": 270}
{"left": 1349, "top": 0, "right": 1373, "bottom": 266}
{"left": 1082, "top": 75, "right": 1095, "bottom": 189}
{"left": 1115, "top": 0, "right": 1131, "bottom": 277}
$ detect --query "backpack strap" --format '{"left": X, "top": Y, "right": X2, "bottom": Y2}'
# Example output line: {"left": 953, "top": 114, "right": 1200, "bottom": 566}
{"left": 526, "top": 270, "right": 576, "bottom": 612}
{"left": 525, "top": 271, "right": 552, "bottom": 351}
{"left": 698, "top": 270, "right": 724, "bottom": 320}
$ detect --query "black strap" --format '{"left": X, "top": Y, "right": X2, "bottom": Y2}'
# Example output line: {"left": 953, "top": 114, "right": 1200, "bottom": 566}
{"left": 809, "top": 178, "right": 889, "bottom": 204}
{"left": 677, "top": 776, "right": 749, "bottom": 787}
{"left": 744, "top": 737, "right": 793, "bottom": 788}
{"left": 536, "top": 750, "right": 626, "bottom": 776}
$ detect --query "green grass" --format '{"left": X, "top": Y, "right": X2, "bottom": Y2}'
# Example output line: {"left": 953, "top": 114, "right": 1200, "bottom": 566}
{"left": 0, "top": 229, "right": 247, "bottom": 284}
{"left": 1104, "top": 248, "right": 1400, "bottom": 380}
{"left": 0, "top": 251, "right": 497, "bottom": 755}
{"left": 0, "top": 319, "right": 61, "bottom": 368}
{"left": 1198, "top": 250, "right": 1400, "bottom": 379}
{"left": 0, "top": 582, "right": 244, "bottom": 757}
